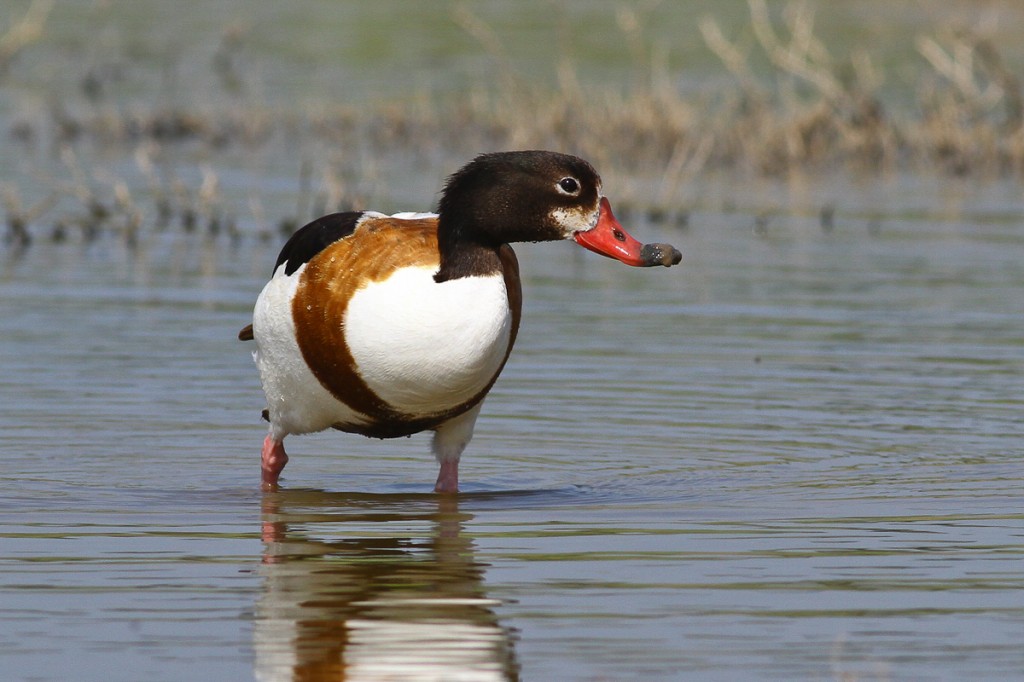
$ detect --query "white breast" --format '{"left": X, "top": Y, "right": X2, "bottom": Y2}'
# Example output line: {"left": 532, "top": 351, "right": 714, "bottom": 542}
{"left": 344, "top": 266, "right": 512, "bottom": 416}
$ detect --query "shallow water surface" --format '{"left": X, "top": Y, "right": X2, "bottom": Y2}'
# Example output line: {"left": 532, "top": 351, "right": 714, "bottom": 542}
{"left": 2, "top": 179, "right": 1023, "bottom": 680}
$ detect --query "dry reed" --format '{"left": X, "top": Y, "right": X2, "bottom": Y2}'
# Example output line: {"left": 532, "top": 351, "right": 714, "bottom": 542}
{"left": 3, "top": 0, "right": 1023, "bottom": 253}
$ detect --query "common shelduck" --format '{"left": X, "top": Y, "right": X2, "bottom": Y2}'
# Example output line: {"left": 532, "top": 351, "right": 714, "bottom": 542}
{"left": 239, "top": 150, "right": 681, "bottom": 492}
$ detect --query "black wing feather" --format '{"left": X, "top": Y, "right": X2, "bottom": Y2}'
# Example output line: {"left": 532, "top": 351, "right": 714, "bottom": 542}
{"left": 274, "top": 212, "right": 363, "bottom": 276}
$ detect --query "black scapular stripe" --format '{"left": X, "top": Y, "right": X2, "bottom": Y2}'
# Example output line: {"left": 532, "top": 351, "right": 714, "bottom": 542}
{"left": 274, "top": 212, "right": 362, "bottom": 276}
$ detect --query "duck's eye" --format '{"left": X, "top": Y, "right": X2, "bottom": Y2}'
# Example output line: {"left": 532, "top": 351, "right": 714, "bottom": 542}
{"left": 557, "top": 177, "right": 580, "bottom": 195}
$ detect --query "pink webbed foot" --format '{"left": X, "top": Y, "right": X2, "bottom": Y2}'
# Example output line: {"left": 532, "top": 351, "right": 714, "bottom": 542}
{"left": 434, "top": 459, "right": 459, "bottom": 494}
{"left": 261, "top": 435, "right": 288, "bottom": 491}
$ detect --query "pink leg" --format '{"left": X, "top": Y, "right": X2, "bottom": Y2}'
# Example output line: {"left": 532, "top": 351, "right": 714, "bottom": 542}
{"left": 434, "top": 459, "right": 459, "bottom": 494}
{"left": 431, "top": 406, "right": 479, "bottom": 494}
{"left": 261, "top": 435, "right": 288, "bottom": 490}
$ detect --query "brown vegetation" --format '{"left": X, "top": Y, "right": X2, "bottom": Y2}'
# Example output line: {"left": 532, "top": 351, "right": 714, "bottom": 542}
{"left": 3, "top": 0, "right": 1023, "bottom": 252}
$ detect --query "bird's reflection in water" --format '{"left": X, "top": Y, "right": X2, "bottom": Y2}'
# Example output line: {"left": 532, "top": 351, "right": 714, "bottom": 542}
{"left": 254, "top": 490, "right": 520, "bottom": 681}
